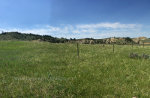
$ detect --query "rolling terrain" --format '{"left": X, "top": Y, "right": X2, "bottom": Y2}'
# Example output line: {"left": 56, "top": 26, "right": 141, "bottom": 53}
{"left": 0, "top": 41, "right": 150, "bottom": 97}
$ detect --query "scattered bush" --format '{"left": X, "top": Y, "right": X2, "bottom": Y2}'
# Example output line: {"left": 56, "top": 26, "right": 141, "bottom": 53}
{"left": 129, "top": 53, "right": 139, "bottom": 58}
{"left": 129, "top": 53, "right": 149, "bottom": 59}
{"left": 141, "top": 53, "right": 149, "bottom": 59}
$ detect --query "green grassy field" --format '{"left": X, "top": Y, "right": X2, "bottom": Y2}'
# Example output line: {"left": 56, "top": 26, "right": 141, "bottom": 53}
{"left": 0, "top": 41, "right": 150, "bottom": 97}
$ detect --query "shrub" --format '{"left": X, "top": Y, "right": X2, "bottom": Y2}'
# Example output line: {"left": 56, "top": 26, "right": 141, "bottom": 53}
{"left": 129, "top": 53, "right": 139, "bottom": 58}
{"left": 129, "top": 53, "right": 149, "bottom": 59}
{"left": 141, "top": 53, "right": 149, "bottom": 59}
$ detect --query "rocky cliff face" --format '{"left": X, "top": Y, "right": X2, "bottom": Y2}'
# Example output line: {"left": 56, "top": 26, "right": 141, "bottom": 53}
{"left": 132, "top": 37, "right": 148, "bottom": 44}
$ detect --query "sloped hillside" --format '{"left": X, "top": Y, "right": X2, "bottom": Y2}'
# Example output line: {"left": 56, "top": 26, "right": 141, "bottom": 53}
{"left": 0, "top": 32, "right": 68, "bottom": 43}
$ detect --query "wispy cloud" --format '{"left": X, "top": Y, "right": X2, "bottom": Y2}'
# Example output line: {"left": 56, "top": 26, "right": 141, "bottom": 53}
{"left": 76, "top": 22, "right": 141, "bottom": 29}
{"left": 0, "top": 22, "right": 144, "bottom": 38}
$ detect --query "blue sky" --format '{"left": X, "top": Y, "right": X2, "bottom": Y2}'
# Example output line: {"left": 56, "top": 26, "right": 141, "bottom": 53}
{"left": 0, "top": 0, "right": 150, "bottom": 38}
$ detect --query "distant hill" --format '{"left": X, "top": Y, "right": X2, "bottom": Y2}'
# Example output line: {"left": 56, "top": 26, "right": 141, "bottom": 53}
{"left": 0, "top": 32, "right": 68, "bottom": 43}
{"left": 0, "top": 32, "right": 150, "bottom": 44}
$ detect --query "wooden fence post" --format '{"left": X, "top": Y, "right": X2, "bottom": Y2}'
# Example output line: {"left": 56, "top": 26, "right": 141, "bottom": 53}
{"left": 113, "top": 43, "right": 114, "bottom": 53}
{"left": 103, "top": 44, "right": 105, "bottom": 47}
{"left": 77, "top": 43, "right": 79, "bottom": 58}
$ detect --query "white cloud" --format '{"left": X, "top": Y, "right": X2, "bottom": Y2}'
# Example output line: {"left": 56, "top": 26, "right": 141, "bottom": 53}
{"left": 76, "top": 22, "right": 142, "bottom": 29}
{"left": 0, "top": 22, "right": 144, "bottom": 38}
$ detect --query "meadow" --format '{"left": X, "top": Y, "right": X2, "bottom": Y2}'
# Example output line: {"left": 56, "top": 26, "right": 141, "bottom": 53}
{"left": 0, "top": 41, "right": 150, "bottom": 97}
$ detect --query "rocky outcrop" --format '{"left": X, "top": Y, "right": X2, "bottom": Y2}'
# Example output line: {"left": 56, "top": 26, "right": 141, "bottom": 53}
{"left": 132, "top": 37, "right": 148, "bottom": 44}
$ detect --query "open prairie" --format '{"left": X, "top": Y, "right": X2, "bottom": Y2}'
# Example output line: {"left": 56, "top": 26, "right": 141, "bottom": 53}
{"left": 0, "top": 41, "right": 150, "bottom": 97}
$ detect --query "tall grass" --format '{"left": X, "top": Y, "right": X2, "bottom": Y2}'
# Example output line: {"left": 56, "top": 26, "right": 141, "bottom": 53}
{"left": 0, "top": 41, "right": 150, "bottom": 97}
